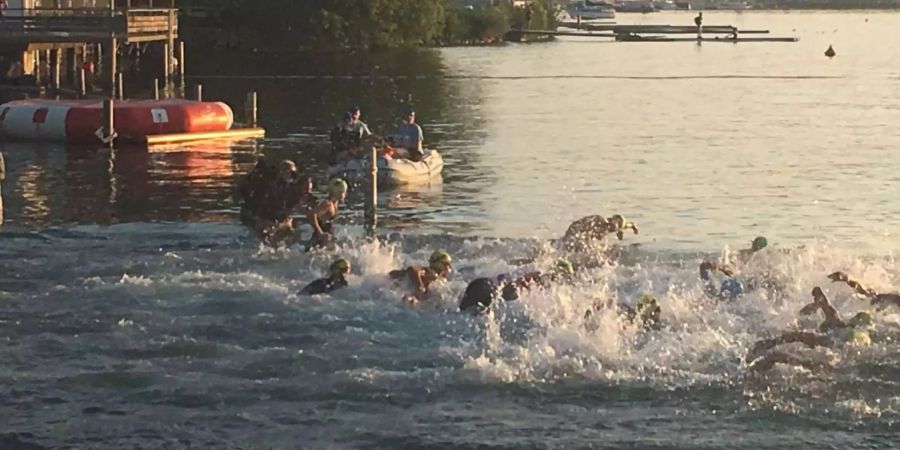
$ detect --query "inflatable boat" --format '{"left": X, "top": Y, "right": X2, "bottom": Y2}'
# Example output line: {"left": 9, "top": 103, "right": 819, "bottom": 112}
{"left": 326, "top": 149, "right": 444, "bottom": 186}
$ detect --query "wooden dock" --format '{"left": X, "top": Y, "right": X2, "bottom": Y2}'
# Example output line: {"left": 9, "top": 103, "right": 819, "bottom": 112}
{"left": 506, "top": 23, "right": 798, "bottom": 43}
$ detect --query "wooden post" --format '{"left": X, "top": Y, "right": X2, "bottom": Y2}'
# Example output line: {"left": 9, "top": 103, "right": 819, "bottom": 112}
{"left": 245, "top": 91, "right": 258, "bottom": 127}
{"left": 167, "top": 0, "right": 176, "bottom": 83}
{"left": 367, "top": 146, "right": 378, "bottom": 236}
{"left": 108, "top": 38, "right": 117, "bottom": 98}
{"left": 153, "top": 79, "right": 159, "bottom": 100}
{"left": 177, "top": 41, "right": 185, "bottom": 86}
{"left": 117, "top": 72, "right": 124, "bottom": 99}
{"left": 194, "top": 84, "right": 202, "bottom": 101}
{"left": 51, "top": 50, "right": 61, "bottom": 91}
{"left": 33, "top": 51, "right": 41, "bottom": 85}
{"left": 163, "top": 42, "right": 170, "bottom": 88}
{"left": 102, "top": 98, "right": 115, "bottom": 149}
{"left": 577, "top": 15, "right": 581, "bottom": 30}
{"left": 79, "top": 68, "right": 87, "bottom": 97}
{"left": 66, "top": 48, "right": 76, "bottom": 86}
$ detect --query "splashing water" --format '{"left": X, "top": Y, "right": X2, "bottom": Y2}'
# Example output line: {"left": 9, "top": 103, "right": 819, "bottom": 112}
{"left": 2, "top": 223, "right": 898, "bottom": 448}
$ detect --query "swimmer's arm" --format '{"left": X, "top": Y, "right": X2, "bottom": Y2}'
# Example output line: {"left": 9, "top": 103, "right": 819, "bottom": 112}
{"left": 828, "top": 271, "right": 876, "bottom": 298}
{"left": 872, "top": 293, "right": 900, "bottom": 308}
{"left": 699, "top": 261, "right": 734, "bottom": 278}
{"left": 799, "top": 302, "right": 819, "bottom": 315}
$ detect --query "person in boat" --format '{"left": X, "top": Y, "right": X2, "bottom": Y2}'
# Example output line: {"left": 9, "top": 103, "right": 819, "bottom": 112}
{"left": 746, "top": 286, "right": 874, "bottom": 372}
{"left": 300, "top": 258, "right": 351, "bottom": 296}
{"left": 306, "top": 178, "right": 348, "bottom": 251}
{"left": 699, "top": 261, "right": 745, "bottom": 301}
{"left": 389, "top": 250, "right": 453, "bottom": 304}
{"left": 584, "top": 293, "right": 662, "bottom": 331}
{"left": 348, "top": 106, "right": 373, "bottom": 140}
{"left": 459, "top": 259, "right": 576, "bottom": 314}
{"left": 827, "top": 271, "right": 900, "bottom": 309}
{"left": 330, "top": 112, "right": 360, "bottom": 162}
{"left": 392, "top": 107, "right": 425, "bottom": 162}
{"left": 239, "top": 158, "right": 314, "bottom": 245}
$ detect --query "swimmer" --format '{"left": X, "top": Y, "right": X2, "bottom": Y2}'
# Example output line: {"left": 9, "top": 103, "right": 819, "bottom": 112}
{"left": 306, "top": 178, "right": 348, "bottom": 251}
{"left": 389, "top": 250, "right": 453, "bottom": 303}
{"left": 699, "top": 261, "right": 745, "bottom": 301}
{"left": 239, "top": 158, "right": 315, "bottom": 246}
{"left": 584, "top": 293, "right": 662, "bottom": 331}
{"left": 458, "top": 259, "right": 575, "bottom": 314}
{"left": 299, "top": 258, "right": 350, "bottom": 296}
{"left": 746, "top": 287, "right": 874, "bottom": 372}
{"left": 734, "top": 236, "right": 768, "bottom": 266}
{"left": 827, "top": 271, "right": 900, "bottom": 309}
{"left": 563, "top": 214, "right": 639, "bottom": 245}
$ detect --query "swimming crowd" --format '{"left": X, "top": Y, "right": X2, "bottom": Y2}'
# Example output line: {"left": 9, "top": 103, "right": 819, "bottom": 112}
{"left": 237, "top": 106, "right": 899, "bottom": 374}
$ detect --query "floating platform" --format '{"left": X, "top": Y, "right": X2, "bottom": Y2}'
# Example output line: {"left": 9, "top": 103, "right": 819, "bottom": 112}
{"left": 144, "top": 128, "right": 265, "bottom": 145}
{"left": 0, "top": 98, "right": 237, "bottom": 144}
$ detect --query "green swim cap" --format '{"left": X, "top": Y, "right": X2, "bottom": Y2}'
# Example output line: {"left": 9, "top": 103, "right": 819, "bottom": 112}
{"left": 330, "top": 258, "right": 350, "bottom": 273}
{"left": 329, "top": 178, "right": 348, "bottom": 196}
{"left": 636, "top": 294, "right": 657, "bottom": 311}
{"left": 751, "top": 236, "right": 768, "bottom": 251}
{"left": 848, "top": 311, "right": 874, "bottom": 328}
{"left": 554, "top": 259, "right": 575, "bottom": 277}
{"left": 429, "top": 250, "right": 452, "bottom": 271}
{"left": 847, "top": 329, "right": 871, "bottom": 347}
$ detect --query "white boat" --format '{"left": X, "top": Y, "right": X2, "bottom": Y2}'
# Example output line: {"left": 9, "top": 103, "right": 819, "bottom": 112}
{"left": 326, "top": 149, "right": 444, "bottom": 187}
{"left": 566, "top": 0, "right": 616, "bottom": 20}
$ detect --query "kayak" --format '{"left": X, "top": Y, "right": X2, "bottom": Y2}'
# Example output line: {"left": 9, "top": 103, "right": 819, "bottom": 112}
{"left": 326, "top": 149, "right": 444, "bottom": 186}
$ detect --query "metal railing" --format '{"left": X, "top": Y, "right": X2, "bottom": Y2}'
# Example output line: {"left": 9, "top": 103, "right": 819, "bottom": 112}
{"left": 0, "top": 7, "right": 175, "bottom": 42}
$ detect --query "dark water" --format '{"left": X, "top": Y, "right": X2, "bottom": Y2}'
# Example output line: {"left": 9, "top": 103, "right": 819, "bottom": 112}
{"left": 1, "top": 11, "right": 900, "bottom": 449}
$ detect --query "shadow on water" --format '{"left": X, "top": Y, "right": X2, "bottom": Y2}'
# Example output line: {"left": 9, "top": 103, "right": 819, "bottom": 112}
{"left": 1, "top": 48, "right": 498, "bottom": 233}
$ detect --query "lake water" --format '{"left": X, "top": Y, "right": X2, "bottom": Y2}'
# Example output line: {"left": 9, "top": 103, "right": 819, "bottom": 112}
{"left": 2, "top": 11, "right": 899, "bottom": 449}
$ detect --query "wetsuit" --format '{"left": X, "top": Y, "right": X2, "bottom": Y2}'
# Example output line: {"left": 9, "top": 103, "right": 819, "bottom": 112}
{"left": 300, "top": 275, "right": 348, "bottom": 296}
{"left": 458, "top": 273, "right": 544, "bottom": 313}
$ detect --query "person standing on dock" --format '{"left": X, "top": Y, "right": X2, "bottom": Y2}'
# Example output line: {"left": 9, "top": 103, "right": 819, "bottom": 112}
{"left": 393, "top": 107, "right": 425, "bottom": 162}
{"left": 694, "top": 12, "right": 703, "bottom": 40}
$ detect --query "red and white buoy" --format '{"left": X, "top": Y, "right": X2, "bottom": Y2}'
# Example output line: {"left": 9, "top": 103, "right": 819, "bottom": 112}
{"left": 0, "top": 99, "right": 234, "bottom": 144}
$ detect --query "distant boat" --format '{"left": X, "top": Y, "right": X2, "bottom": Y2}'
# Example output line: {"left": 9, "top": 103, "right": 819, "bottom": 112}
{"left": 566, "top": 0, "right": 617, "bottom": 20}
{"left": 615, "top": 1, "right": 657, "bottom": 13}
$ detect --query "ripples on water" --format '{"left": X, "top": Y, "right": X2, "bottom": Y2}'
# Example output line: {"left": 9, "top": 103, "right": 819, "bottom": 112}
{"left": 1, "top": 10, "right": 900, "bottom": 449}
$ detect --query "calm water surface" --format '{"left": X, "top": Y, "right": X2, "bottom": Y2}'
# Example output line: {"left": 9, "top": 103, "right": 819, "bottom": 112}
{"left": 1, "top": 11, "right": 899, "bottom": 449}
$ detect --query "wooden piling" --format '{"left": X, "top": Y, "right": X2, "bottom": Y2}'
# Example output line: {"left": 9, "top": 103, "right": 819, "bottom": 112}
{"left": 195, "top": 84, "right": 202, "bottom": 101}
{"left": 51, "top": 49, "right": 61, "bottom": 91}
{"left": 102, "top": 99, "right": 115, "bottom": 148}
{"left": 154, "top": 79, "right": 160, "bottom": 100}
{"left": 117, "top": 72, "right": 124, "bottom": 99}
{"left": 177, "top": 41, "right": 185, "bottom": 86}
{"left": 79, "top": 68, "right": 86, "bottom": 97}
{"left": 245, "top": 91, "right": 258, "bottom": 127}
{"left": 366, "top": 146, "right": 378, "bottom": 236}
{"left": 108, "top": 38, "right": 117, "bottom": 98}
{"left": 163, "top": 42, "right": 170, "bottom": 88}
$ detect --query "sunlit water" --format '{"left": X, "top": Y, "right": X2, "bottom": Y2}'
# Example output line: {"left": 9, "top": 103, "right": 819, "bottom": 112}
{"left": 2, "top": 11, "right": 900, "bottom": 449}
